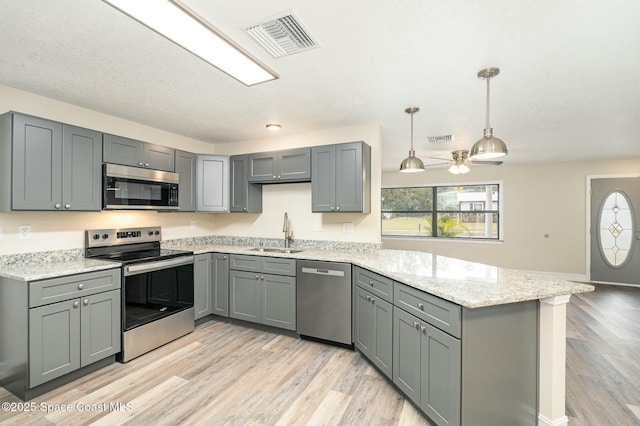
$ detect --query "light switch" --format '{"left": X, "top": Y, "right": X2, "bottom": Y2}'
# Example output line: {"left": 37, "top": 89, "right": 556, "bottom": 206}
{"left": 190, "top": 221, "right": 197, "bottom": 230}
{"left": 342, "top": 222, "right": 354, "bottom": 234}
{"left": 18, "top": 225, "right": 31, "bottom": 240}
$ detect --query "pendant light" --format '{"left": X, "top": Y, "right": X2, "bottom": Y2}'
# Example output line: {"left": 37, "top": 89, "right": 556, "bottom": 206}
{"left": 399, "top": 107, "right": 425, "bottom": 173}
{"left": 469, "top": 67, "right": 508, "bottom": 160}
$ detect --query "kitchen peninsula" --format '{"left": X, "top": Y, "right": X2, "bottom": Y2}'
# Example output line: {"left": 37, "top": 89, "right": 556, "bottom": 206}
{"left": 0, "top": 242, "right": 593, "bottom": 426}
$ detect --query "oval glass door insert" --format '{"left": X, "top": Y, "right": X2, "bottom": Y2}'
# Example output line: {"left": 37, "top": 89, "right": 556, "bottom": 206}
{"left": 598, "top": 190, "right": 635, "bottom": 267}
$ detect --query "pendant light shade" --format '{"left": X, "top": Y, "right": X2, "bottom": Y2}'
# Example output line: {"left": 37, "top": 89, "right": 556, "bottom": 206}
{"left": 399, "top": 107, "right": 425, "bottom": 173}
{"left": 470, "top": 67, "right": 508, "bottom": 160}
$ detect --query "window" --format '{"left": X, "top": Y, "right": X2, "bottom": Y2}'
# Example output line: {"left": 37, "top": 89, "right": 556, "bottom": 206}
{"left": 381, "top": 184, "right": 500, "bottom": 239}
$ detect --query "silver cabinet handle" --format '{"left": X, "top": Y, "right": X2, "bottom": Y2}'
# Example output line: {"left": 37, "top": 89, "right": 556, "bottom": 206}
{"left": 64, "top": 204, "right": 71, "bottom": 209}
{"left": 223, "top": 256, "right": 227, "bottom": 260}
{"left": 420, "top": 325, "right": 426, "bottom": 333}
{"left": 138, "top": 162, "right": 144, "bottom": 166}
{"left": 370, "top": 298, "right": 375, "bottom": 304}
{"left": 369, "top": 281, "right": 374, "bottom": 286}
{"left": 336, "top": 206, "right": 340, "bottom": 211}
{"left": 412, "top": 321, "right": 419, "bottom": 328}
{"left": 260, "top": 275, "right": 264, "bottom": 280}
{"left": 365, "top": 295, "right": 370, "bottom": 301}
{"left": 83, "top": 299, "right": 89, "bottom": 305}
{"left": 255, "top": 275, "right": 260, "bottom": 279}
{"left": 55, "top": 203, "right": 61, "bottom": 209}
{"left": 417, "top": 302, "right": 424, "bottom": 310}
{"left": 144, "top": 163, "right": 150, "bottom": 167}
{"left": 273, "top": 175, "right": 276, "bottom": 179}
{"left": 330, "top": 206, "right": 334, "bottom": 211}
{"left": 78, "top": 284, "right": 84, "bottom": 290}
{"left": 277, "top": 175, "right": 281, "bottom": 179}
{"left": 243, "top": 207, "right": 247, "bottom": 211}
{"left": 73, "top": 301, "right": 80, "bottom": 308}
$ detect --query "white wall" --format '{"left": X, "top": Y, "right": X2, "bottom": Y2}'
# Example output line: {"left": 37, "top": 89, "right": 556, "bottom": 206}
{"left": 0, "top": 85, "right": 382, "bottom": 255}
{"left": 382, "top": 157, "right": 640, "bottom": 278}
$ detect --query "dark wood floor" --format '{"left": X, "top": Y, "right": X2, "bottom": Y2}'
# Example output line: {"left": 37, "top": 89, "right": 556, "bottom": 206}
{"left": 566, "top": 284, "right": 640, "bottom": 425}
{"left": 1, "top": 284, "right": 639, "bottom": 425}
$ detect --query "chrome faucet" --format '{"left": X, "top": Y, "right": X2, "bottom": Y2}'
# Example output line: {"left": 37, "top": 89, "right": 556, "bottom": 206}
{"left": 283, "top": 212, "right": 294, "bottom": 248}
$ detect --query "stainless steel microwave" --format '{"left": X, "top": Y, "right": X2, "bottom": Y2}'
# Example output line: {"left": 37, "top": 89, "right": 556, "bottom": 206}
{"left": 103, "top": 164, "right": 179, "bottom": 210}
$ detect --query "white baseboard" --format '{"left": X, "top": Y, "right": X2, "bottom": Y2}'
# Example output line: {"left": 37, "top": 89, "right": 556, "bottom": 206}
{"left": 538, "top": 413, "right": 569, "bottom": 426}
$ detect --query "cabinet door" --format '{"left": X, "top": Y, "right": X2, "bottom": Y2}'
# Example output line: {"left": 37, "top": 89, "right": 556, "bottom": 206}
{"left": 354, "top": 286, "right": 373, "bottom": 357}
{"left": 29, "top": 299, "right": 81, "bottom": 387}
{"left": 393, "top": 307, "right": 421, "bottom": 405}
{"left": 62, "top": 125, "right": 102, "bottom": 211}
{"left": 371, "top": 296, "right": 393, "bottom": 379}
{"left": 230, "top": 155, "right": 262, "bottom": 212}
{"left": 261, "top": 274, "right": 296, "bottom": 330}
{"left": 212, "top": 253, "right": 230, "bottom": 317}
{"left": 103, "top": 134, "right": 145, "bottom": 167}
{"left": 197, "top": 155, "right": 230, "bottom": 212}
{"left": 420, "top": 324, "right": 461, "bottom": 426}
{"left": 194, "top": 253, "right": 212, "bottom": 320}
{"left": 247, "top": 152, "right": 277, "bottom": 182}
{"left": 229, "top": 270, "right": 261, "bottom": 324}
{"left": 279, "top": 148, "right": 311, "bottom": 181}
{"left": 311, "top": 145, "right": 336, "bottom": 212}
{"left": 80, "top": 290, "right": 121, "bottom": 367}
{"left": 175, "top": 150, "right": 197, "bottom": 211}
{"left": 335, "top": 142, "right": 366, "bottom": 212}
{"left": 12, "top": 114, "right": 63, "bottom": 210}
{"left": 145, "top": 143, "right": 175, "bottom": 172}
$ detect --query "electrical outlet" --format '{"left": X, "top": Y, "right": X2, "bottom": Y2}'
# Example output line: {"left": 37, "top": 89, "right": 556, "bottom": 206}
{"left": 342, "top": 222, "right": 354, "bottom": 234}
{"left": 190, "top": 221, "right": 197, "bottom": 230}
{"left": 18, "top": 225, "right": 31, "bottom": 240}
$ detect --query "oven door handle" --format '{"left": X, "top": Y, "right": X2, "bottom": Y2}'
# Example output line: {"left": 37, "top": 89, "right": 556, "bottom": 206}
{"left": 124, "top": 256, "right": 194, "bottom": 276}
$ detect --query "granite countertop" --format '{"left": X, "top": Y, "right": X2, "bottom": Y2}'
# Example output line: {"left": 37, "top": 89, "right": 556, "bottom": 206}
{"left": 0, "top": 242, "right": 594, "bottom": 308}
{"left": 163, "top": 242, "right": 595, "bottom": 308}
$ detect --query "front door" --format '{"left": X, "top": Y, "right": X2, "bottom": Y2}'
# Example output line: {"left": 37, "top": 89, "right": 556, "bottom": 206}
{"left": 590, "top": 177, "right": 640, "bottom": 285}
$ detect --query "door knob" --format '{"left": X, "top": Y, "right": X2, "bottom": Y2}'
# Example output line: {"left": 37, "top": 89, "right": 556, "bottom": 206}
{"left": 64, "top": 204, "right": 71, "bottom": 209}
{"left": 73, "top": 301, "right": 80, "bottom": 308}
{"left": 83, "top": 299, "right": 89, "bottom": 305}
{"left": 55, "top": 203, "right": 61, "bottom": 209}
{"left": 78, "top": 284, "right": 84, "bottom": 290}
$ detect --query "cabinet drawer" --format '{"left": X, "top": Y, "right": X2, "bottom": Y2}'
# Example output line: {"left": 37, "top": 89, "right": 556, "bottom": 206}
{"left": 229, "top": 254, "right": 296, "bottom": 276}
{"left": 229, "top": 254, "right": 261, "bottom": 272}
{"left": 262, "top": 257, "right": 296, "bottom": 276}
{"left": 394, "top": 282, "right": 461, "bottom": 338}
{"left": 353, "top": 267, "right": 393, "bottom": 303}
{"left": 29, "top": 269, "right": 121, "bottom": 308}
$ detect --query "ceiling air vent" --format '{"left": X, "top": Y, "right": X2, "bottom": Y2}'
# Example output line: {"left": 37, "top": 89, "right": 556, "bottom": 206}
{"left": 245, "top": 12, "right": 318, "bottom": 58}
{"left": 427, "top": 135, "right": 454, "bottom": 144}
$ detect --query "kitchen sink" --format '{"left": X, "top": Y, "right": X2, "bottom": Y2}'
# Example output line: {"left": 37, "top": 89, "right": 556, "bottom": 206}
{"left": 250, "top": 247, "right": 303, "bottom": 254}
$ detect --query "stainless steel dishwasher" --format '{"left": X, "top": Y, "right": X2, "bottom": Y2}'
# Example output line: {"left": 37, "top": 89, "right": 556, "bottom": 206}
{"left": 297, "top": 260, "right": 352, "bottom": 347}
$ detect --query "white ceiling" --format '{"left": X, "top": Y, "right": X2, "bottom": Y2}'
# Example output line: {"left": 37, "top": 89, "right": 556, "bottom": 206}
{"left": 1, "top": 0, "right": 639, "bottom": 172}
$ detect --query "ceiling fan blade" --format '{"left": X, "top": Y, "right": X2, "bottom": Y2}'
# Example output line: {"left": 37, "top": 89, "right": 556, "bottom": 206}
{"left": 469, "top": 160, "right": 503, "bottom": 165}
{"left": 424, "top": 162, "right": 452, "bottom": 167}
{"left": 427, "top": 156, "right": 452, "bottom": 162}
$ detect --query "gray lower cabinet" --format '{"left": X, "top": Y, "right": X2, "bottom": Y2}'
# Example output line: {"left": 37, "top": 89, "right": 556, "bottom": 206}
{"left": 194, "top": 253, "right": 212, "bottom": 320}
{"left": 197, "top": 154, "right": 230, "bottom": 212}
{"left": 393, "top": 306, "right": 461, "bottom": 426}
{"left": 229, "top": 254, "right": 296, "bottom": 330}
{"left": 26, "top": 269, "right": 121, "bottom": 390}
{"left": 247, "top": 148, "right": 311, "bottom": 183}
{"left": 212, "top": 253, "right": 230, "bottom": 317}
{"left": 103, "top": 133, "right": 175, "bottom": 172}
{"left": 311, "top": 141, "right": 371, "bottom": 213}
{"left": 230, "top": 154, "right": 262, "bottom": 212}
{"left": 0, "top": 112, "right": 102, "bottom": 211}
{"left": 175, "top": 150, "right": 197, "bottom": 211}
{"left": 353, "top": 285, "right": 393, "bottom": 379}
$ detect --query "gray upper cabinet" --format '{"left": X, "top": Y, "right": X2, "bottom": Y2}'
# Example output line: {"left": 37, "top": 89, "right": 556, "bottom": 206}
{"left": 230, "top": 155, "right": 262, "bottom": 212}
{"left": 103, "top": 133, "right": 174, "bottom": 172}
{"left": 247, "top": 148, "right": 311, "bottom": 183}
{"left": 0, "top": 112, "right": 102, "bottom": 211}
{"left": 175, "top": 150, "right": 197, "bottom": 212}
{"left": 197, "top": 155, "right": 229, "bottom": 212}
{"left": 312, "top": 141, "right": 371, "bottom": 213}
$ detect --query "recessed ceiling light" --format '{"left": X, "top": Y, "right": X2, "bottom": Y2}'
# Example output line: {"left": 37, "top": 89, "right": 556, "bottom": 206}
{"left": 102, "top": 0, "right": 278, "bottom": 86}
{"left": 265, "top": 123, "right": 282, "bottom": 131}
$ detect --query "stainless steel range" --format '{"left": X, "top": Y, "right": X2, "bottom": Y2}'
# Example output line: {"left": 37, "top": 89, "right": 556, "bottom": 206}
{"left": 85, "top": 226, "right": 194, "bottom": 362}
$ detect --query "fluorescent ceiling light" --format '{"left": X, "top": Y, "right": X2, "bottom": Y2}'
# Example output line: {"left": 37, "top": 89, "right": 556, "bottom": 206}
{"left": 103, "top": 0, "right": 278, "bottom": 86}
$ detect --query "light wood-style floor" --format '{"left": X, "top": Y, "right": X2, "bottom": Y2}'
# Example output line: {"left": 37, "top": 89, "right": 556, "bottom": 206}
{"left": 1, "top": 284, "right": 639, "bottom": 426}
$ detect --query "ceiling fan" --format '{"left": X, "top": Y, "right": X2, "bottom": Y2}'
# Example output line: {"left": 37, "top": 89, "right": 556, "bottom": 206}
{"left": 427, "top": 149, "right": 503, "bottom": 174}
